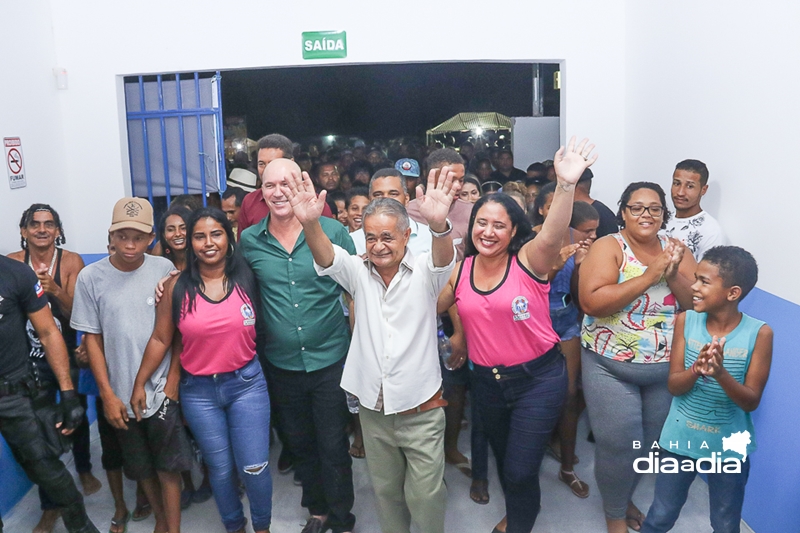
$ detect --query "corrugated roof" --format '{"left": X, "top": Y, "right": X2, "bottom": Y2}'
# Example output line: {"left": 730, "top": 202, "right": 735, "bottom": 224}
{"left": 427, "top": 112, "right": 512, "bottom": 134}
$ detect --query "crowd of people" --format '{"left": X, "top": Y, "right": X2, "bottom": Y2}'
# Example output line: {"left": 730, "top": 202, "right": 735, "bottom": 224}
{"left": 0, "top": 131, "right": 772, "bottom": 533}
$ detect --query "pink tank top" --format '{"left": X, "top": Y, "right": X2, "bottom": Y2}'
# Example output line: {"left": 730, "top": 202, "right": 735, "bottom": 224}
{"left": 454, "top": 255, "right": 560, "bottom": 367}
{"left": 178, "top": 288, "right": 257, "bottom": 376}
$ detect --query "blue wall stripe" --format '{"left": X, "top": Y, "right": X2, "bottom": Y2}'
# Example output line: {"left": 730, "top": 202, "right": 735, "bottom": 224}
{"left": 738, "top": 288, "right": 800, "bottom": 532}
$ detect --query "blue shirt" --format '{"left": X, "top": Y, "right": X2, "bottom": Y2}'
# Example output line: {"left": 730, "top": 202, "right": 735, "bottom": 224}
{"left": 659, "top": 310, "right": 764, "bottom": 461}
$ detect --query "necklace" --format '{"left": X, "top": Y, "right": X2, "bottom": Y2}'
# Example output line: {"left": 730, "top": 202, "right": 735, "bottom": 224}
{"left": 28, "top": 248, "right": 58, "bottom": 277}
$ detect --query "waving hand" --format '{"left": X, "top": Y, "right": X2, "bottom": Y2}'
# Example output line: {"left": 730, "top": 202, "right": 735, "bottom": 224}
{"left": 282, "top": 168, "right": 327, "bottom": 225}
{"left": 553, "top": 136, "right": 598, "bottom": 186}
{"left": 416, "top": 165, "right": 457, "bottom": 231}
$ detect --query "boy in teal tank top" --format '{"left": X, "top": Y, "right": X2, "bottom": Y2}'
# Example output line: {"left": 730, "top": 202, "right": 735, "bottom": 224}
{"left": 641, "top": 246, "right": 773, "bottom": 533}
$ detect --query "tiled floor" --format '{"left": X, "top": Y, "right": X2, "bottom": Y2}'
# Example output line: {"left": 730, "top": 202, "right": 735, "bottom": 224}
{"left": 5, "top": 415, "right": 723, "bottom": 532}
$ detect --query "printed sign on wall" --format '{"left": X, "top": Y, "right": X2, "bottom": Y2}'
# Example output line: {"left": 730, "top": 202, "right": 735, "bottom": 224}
{"left": 4, "top": 137, "right": 26, "bottom": 189}
{"left": 302, "top": 31, "right": 347, "bottom": 60}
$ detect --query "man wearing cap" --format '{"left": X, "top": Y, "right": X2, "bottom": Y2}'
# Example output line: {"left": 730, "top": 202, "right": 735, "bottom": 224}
{"left": 72, "top": 197, "right": 192, "bottom": 533}
{"left": 227, "top": 151, "right": 258, "bottom": 193}
{"left": 395, "top": 158, "right": 421, "bottom": 200}
{"left": 573, "top": 168, "right": 618, "bottom": 238}
{"left": 0, "top": 256, "right": 98, "bottom": 533}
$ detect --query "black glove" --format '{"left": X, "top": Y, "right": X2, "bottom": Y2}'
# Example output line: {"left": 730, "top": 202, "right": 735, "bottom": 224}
{"left": 59, "top": 389, "right": 85, "bottom": 432}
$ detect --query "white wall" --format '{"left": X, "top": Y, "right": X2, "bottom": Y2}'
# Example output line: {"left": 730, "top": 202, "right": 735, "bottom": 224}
{"left": 5, "top": 0, "right": 794, "bottom": 304}
{"left": 30, "top": 0, "right": 627, "bottom": 258}
{"left": 0, "top": 0, "right": 70, "bottom": 252}
{"left": 624, "top": 0, "right": 800, "bottom": 303}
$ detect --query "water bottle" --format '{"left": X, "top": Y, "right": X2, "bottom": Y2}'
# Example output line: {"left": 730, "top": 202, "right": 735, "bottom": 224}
{"left": 438, "top": 329, "right": 454, "bottom": 371}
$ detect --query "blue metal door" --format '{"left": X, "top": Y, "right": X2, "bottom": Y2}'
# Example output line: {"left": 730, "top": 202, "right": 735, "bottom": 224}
{"left": 124, "top": 71, "right": 225, "bottom": 208}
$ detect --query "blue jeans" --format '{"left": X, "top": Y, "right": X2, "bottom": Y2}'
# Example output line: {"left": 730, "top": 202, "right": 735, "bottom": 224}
{"left": 641, "top": 450, "right": 750, "bottom": 533}
{"left": 180, "top": 357, "right": 273, "bottom": 532}
{"left": 471, "top": 347, "right": 567, "bottom": 533}
{"left": 470, "top": 383, "right": 490, "bottom": 482}
{"left": 549, "top": 301, "right": 580, "bottom": 341}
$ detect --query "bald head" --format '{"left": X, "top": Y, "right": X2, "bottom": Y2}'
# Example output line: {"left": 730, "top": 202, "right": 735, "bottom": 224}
{"left": 262, "top": 159, "right": 302, "bottom": 220}
{"left": 264, "top": 158, "right": 300, "bottom": 179}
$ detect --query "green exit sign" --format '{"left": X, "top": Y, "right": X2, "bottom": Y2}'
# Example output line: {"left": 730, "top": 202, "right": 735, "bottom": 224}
{"left": 302, "top": 31, "right": 347, "bottom": 60}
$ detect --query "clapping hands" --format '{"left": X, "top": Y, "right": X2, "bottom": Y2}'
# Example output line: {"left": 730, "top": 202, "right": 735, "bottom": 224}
{"left": 693, "top": 336, "right": 727, "bottom": 379}
{"left": 664, "top": 238, "right": 685, "bottom": 279}
{"left": 648, "top": 239, "right": 685, "bottom": 284}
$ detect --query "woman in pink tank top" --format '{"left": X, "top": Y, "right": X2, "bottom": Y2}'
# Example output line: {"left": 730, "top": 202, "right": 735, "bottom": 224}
{"left": 438, "top": 138, "right": 597, "bottom": 533}
{"left": 131, "top": 208, "right": 273, "bottom": 533}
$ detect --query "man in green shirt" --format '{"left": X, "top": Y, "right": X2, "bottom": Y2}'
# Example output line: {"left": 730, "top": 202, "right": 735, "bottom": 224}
{"left": 240, "top": 159, "right": 356, "bottom": 533}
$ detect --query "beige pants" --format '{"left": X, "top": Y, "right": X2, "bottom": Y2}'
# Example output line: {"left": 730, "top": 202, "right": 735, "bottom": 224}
{"left": 359, "top": 405, "right": 447, "bottom": 533}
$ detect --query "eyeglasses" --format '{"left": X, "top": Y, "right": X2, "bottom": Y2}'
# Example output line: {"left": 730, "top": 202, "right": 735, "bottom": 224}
{"left": 625, "top": 204, "right": 664, "bottom": 217}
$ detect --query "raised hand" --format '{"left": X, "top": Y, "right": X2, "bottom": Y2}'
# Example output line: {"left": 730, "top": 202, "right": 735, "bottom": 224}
{"left": 553, "top": 137, "right": 598, "bottom": 186}
{"left": 416, "top": 165, "right": 457, "bottom": 231}
{"left": 282, "top": 168, "right": 327, "bottom": 225}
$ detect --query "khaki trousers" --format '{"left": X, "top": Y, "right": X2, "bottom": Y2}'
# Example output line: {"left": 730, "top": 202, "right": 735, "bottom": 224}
{"left": 359, "top": 404, "right": 447, "bottom": 533}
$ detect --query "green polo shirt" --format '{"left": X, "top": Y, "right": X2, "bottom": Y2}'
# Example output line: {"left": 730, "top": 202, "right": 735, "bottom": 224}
{"left": 240, "top": 215, "right": 356, "bottom": 372}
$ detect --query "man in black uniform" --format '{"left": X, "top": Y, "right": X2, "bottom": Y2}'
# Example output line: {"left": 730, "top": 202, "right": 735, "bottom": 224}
{"left": 0, "top": 255, "right": 98, "bottom": 533}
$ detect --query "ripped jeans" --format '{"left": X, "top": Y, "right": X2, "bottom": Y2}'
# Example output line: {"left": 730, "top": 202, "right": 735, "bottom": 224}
{"left": 180, "top": 357, "right": 273, "bottom": 532}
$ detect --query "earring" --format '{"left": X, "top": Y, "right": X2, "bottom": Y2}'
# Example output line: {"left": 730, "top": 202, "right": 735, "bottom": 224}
{"left": 227, "top": 243, "right": 235, "bottom": 258}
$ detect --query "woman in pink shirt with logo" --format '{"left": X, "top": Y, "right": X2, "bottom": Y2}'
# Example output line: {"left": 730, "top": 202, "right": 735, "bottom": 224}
{"left": 132, "top": 207, "right": 272, "bottom": 533}
{"left": 438, "top": 138, "right": 597, "bottom": 533}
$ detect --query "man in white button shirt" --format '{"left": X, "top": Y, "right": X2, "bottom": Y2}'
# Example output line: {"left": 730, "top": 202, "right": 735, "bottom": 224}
{"left": 283, "top": 164, "right": 458, "bottom": 533}
{"left": 349, "top": 168, "right": 433, "bottom": 257}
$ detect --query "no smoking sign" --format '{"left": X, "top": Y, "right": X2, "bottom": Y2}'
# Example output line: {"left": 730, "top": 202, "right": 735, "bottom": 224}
{"left": 4, "top": 137, "right": 26, "bottom": 189}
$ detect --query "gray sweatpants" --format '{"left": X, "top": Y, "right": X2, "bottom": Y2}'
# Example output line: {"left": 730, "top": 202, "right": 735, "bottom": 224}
{"left": 581, "top": 348, "right": 672, "bottom": 520}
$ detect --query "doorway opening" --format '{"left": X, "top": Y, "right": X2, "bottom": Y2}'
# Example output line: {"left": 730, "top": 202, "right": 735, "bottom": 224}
{"left": 122, "top": 61, "right": 561, "bottom": 220}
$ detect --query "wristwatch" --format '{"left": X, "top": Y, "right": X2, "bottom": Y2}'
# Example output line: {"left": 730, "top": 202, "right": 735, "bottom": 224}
{"left": 430, "top": 218, "right": 453, "bottom": 238}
